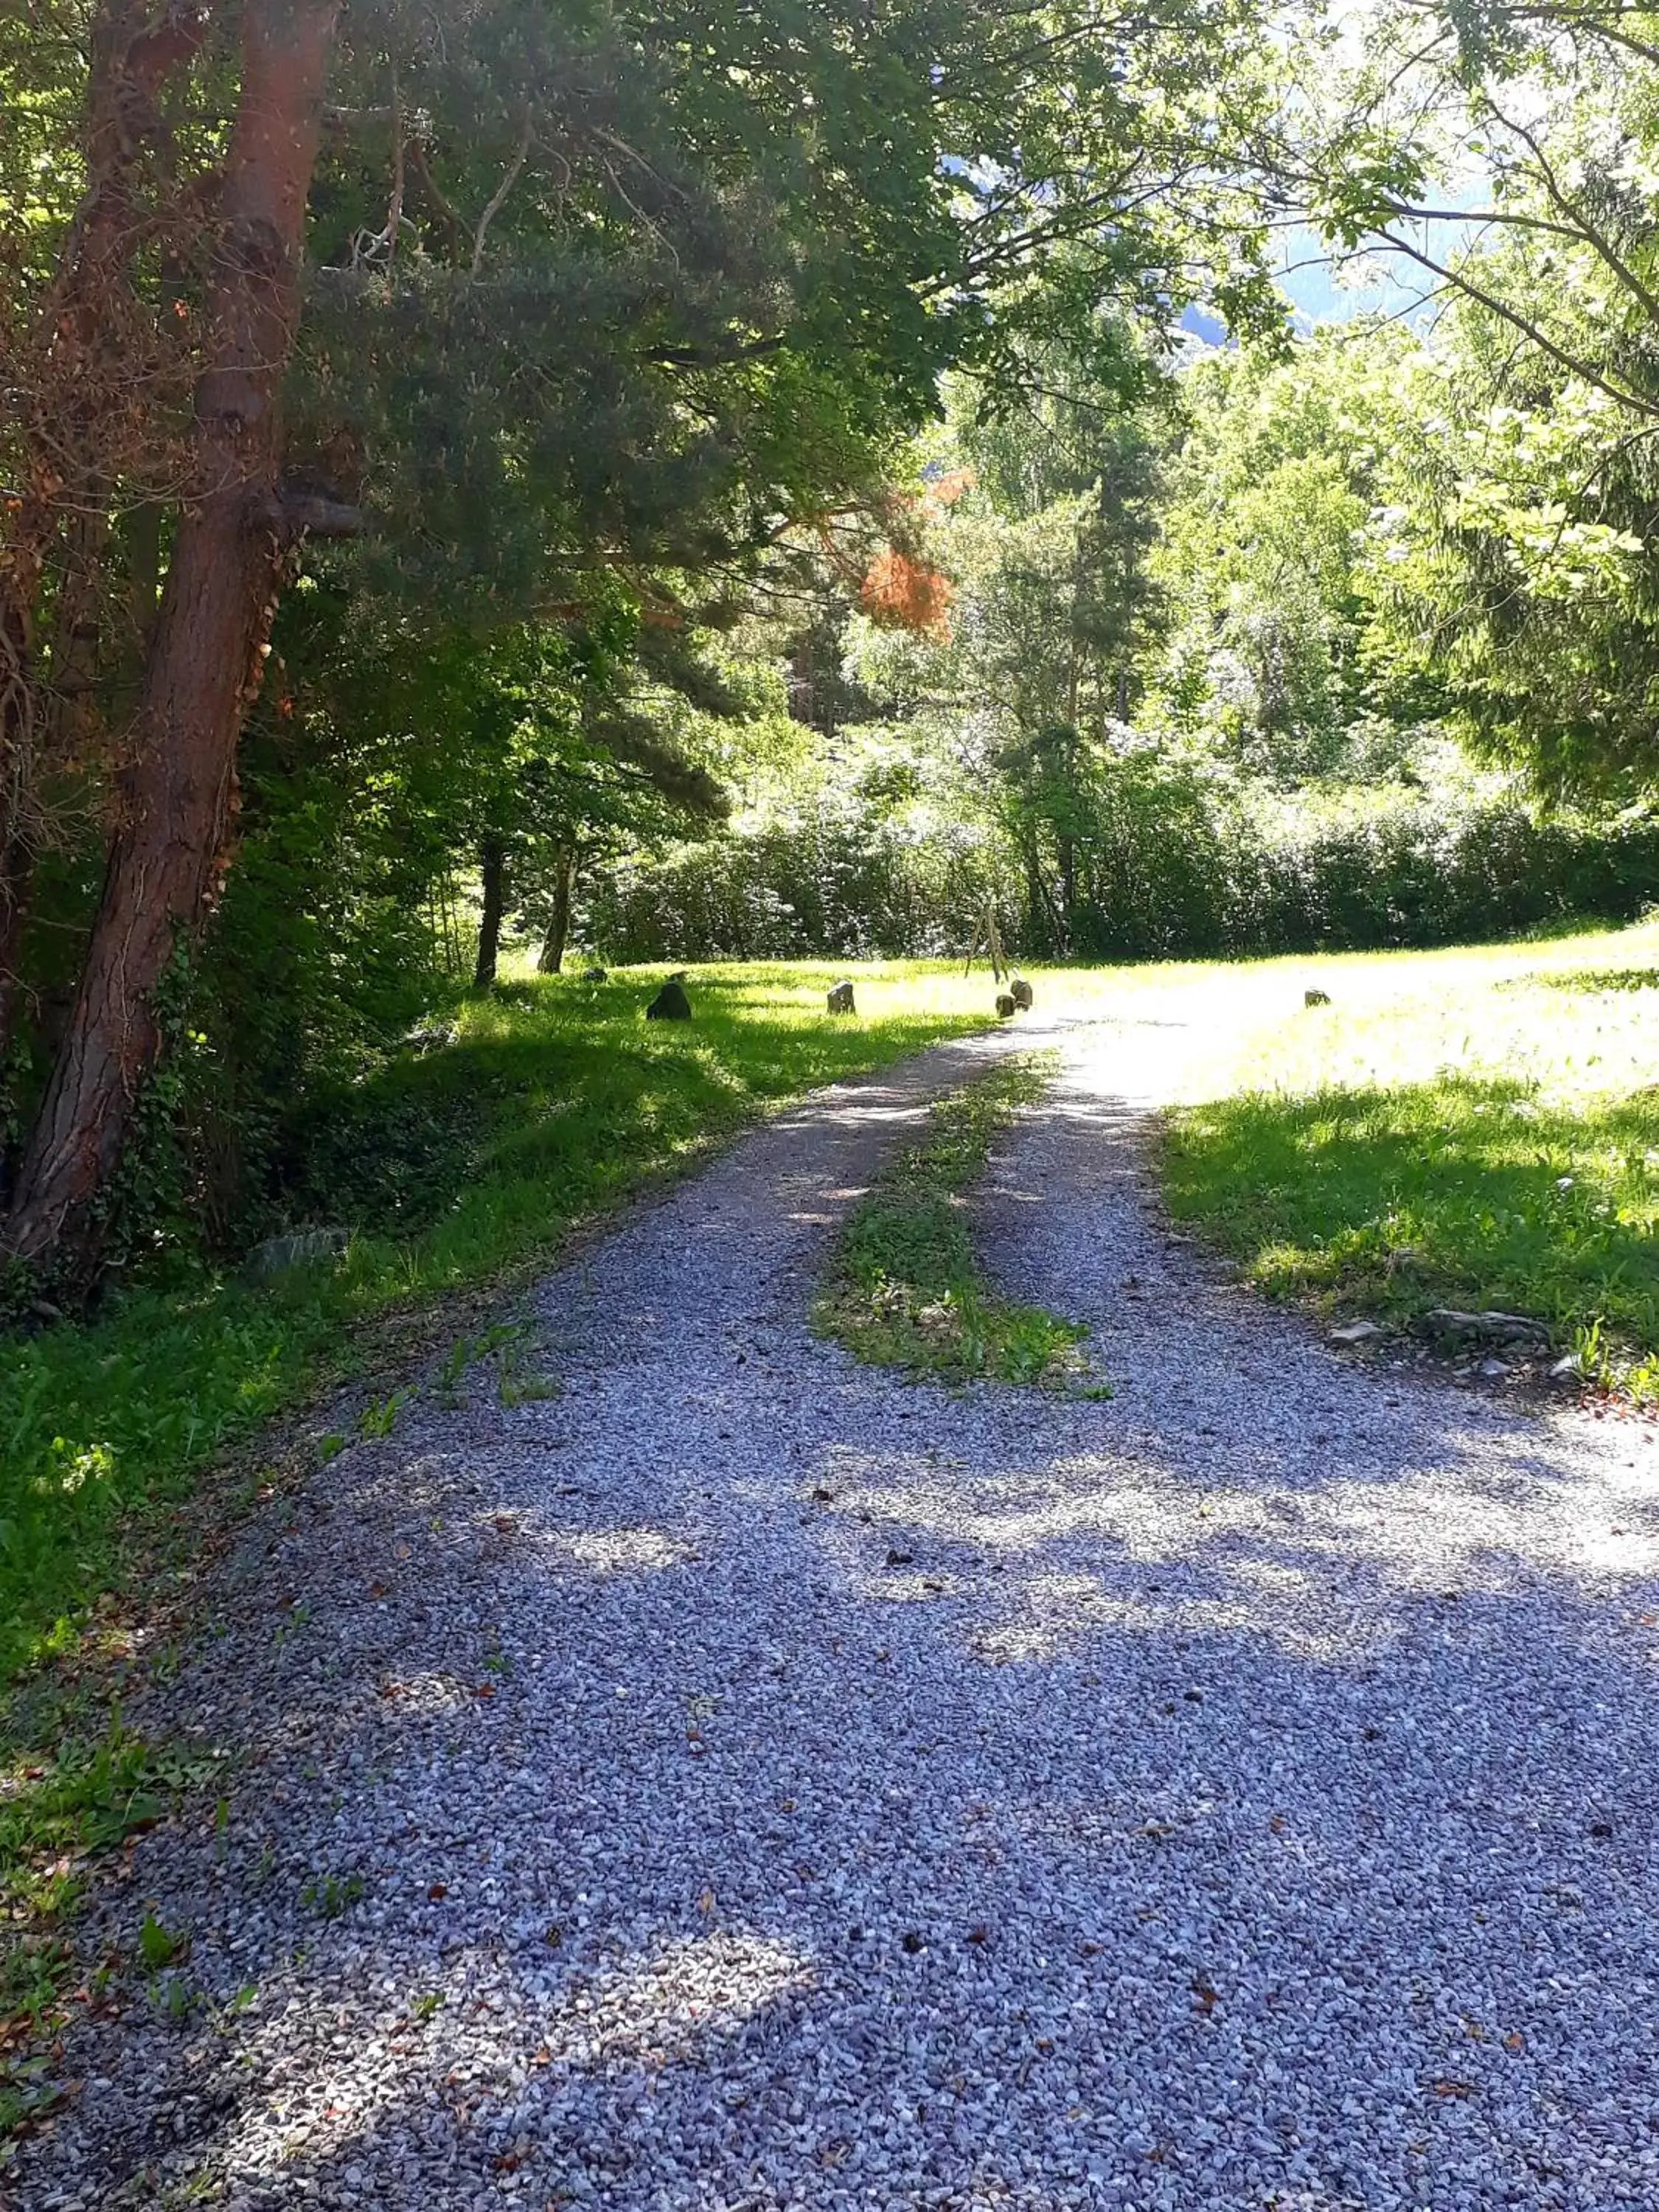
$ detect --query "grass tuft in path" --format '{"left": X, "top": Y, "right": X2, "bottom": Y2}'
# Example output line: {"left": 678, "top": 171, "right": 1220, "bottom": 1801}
{"left": 817, "top": 1056, "right": 1091, "bottom": 1388}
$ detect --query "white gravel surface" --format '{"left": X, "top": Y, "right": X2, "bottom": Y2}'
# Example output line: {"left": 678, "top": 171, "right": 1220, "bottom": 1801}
{"left": 15, "top": 1015, "right": 1659, "bottom": 2211}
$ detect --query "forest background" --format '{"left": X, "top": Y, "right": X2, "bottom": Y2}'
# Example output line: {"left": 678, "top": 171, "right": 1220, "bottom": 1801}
{"left": 6, "top": 0, "right": 1659, "bottom": 1292}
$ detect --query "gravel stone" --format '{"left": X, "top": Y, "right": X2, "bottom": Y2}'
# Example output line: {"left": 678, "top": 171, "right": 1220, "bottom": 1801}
{"left": 13, "top": 1014, "right": 1659, "bottom": 2211}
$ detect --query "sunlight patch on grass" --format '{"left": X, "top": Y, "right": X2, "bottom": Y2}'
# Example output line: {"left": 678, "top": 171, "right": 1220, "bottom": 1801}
{"left": 1162, "top": 920, "right": 1659, "bottom": 1395}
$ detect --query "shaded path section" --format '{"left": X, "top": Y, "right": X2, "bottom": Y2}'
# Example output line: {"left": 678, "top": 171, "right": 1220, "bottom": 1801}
{"left": 15, "top": 1020, "right": 1659, "bottom": 2212}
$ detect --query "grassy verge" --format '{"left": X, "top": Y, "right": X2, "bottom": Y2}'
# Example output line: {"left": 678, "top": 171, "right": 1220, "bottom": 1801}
{"left": 816, "top": 1055, "right": 1093, "bottom": 1388}
{"left": 1161, "top": 930, "right": 1659, "bottom": 1394}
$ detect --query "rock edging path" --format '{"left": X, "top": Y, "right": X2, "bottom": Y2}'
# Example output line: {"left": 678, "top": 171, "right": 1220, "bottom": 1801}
{"left": 18, "top": 1017, "right": 1659, "bottom": 2211}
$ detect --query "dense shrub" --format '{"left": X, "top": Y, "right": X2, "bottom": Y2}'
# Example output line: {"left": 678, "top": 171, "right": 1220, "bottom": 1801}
{"left": 584, "top": 787, "right": 1659, "bottom": 963}
{"left": 583, "top": 812, "right": 1018, "bottom": 961}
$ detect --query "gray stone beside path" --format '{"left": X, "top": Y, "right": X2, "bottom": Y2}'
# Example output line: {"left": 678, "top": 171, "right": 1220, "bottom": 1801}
{"left": 15, "top": 1018, "right": 1659, "bottom": 2211}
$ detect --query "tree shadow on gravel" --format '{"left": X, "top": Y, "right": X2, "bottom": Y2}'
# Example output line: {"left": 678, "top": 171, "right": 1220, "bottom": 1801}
{"left": 15, "top": 1058, "right": 1659, "bottom": 2210}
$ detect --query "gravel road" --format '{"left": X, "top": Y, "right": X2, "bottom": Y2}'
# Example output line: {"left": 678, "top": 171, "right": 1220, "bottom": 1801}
{"left": 15, "top": 1015, "right": 1659, "bottom": 2212}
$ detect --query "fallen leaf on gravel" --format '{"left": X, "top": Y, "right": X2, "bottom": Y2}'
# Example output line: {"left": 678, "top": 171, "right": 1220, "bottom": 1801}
{"left": 428, "top": 1883, "right": 448, "bottom": 1901}
{"left": 1433, "top": 2080, "right": 1474, "bottom": 2098}
{"left": 473, "top": 1683, "right": 495, "bottom": 1700}
{"left": 1269, "top": 1814, "right": 1287, "bottom": 1834}
{"left": 966, "top": 1927, "right": 989, "bottom": 1945}
{"left": 698, "top": 1888, "right": 715, "bottom": 1916}
{"left": 1506, "top": 2031, "right": 1526, "bottom": 2051}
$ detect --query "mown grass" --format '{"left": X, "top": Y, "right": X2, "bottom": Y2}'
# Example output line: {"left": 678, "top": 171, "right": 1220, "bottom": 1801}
{"left": 1161, "top": 918, "right": 1659, "bottom": 1393}
{"left": 817, "top": 1055, "right": 1093, "bottom": 1388}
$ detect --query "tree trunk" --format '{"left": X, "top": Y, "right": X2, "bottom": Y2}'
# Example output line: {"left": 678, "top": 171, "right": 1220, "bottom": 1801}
{"left": 0, "top": 0, "right": 213, "bottom": 976}
{"left": 1, "top": 0, "right": 340, "bottom": 1276}
{"left": 1056, "top": 832, "right": 1077, "bottom": 954}
{"left": 474, "top": 835, "right": 507, "bottom": 990}
{"left": 537, "top": 846, "right": 576, "bottom": 973}
{"left": 0, "top": 819, "right": 33, "bottom": 1069}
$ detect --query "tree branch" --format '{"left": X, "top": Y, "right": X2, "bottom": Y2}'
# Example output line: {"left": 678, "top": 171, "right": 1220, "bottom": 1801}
{"left": 471, "top": 114, "right": 533, "bottom": 279}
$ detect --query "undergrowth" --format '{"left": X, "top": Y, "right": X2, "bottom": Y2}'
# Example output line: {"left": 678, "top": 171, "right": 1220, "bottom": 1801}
{"left": 817, "top": 1054, "right": 1093, "bottom": 1388}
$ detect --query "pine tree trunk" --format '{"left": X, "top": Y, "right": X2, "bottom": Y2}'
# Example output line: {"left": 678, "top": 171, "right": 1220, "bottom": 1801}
{"left": 0, "top": 0, "right": 215, "bottom": 1066}
{"left": 537, "top": 846, "right": 575, "bottom": 973}
{"left": 1, "top": 0, "right": 339, "bottom": 1276}
{"left": 474, "top": 836, "right": 507, "bottom": 990}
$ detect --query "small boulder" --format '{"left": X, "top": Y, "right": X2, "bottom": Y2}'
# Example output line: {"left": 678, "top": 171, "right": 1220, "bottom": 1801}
{"left": 827, "top": 979, "right": 856, "bottom": 1015}
{"left": 1419, "top": 1307, "right": 1550, "bottom": 1346}
{"left": 1329, "top": 1318, "right": 1384, "bottom": 1348}
{"left": 244, "top": 1226, "right": 349, "bottom": 1282}
{"left": 645, "top": 974, "right": 692, "bottom": 1020}
{"left": 995, "top": 992, "right": 1016, "bottom": 1018}
{"left": 1304, "top": 989, "right": 1332, "bottom": 1009}
{"left": 1010, "top": 976, "right": 1033, "bottom": 1011}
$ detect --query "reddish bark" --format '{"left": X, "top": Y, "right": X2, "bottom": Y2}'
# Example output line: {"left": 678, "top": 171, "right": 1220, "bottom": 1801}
{"left": 1, "top": 0, "right": 341, "bottom": 1273}
{"left": 0, "top": 0, "right": 215, "bottom": 1062}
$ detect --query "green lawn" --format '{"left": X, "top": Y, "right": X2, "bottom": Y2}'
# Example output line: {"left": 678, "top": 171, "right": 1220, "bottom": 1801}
{"left": 1159, "top": 917, "right": 1659, "bottom": 1393}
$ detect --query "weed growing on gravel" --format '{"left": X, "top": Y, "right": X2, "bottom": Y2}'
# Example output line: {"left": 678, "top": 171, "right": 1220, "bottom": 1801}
{"left": 0, "top": 1718, "right": 218, "bottom": 2128}
{"left": 818, "top": 1057, "right": 1090, "bottom": 1388}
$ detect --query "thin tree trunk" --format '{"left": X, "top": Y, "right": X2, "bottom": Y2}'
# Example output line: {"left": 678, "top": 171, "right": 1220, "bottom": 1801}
{"left": 473, "top": 835, "right": 507, "bottom": 990}
{"left": 1, "top": 0, "right": 340, "bottom": 1276}
{"left": 537, "top": 846, "right": 576, "bottom": 973}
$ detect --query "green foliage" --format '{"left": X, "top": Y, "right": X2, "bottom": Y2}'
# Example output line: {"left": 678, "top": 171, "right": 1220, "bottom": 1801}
{"left": 0, "top": 965, "right": 990, "bottom": 1686}
{"left": 590, "top": 781, "right": 1659, "bottom": 964}
{"left": 818, "top": 1059, "right": 1089, "bottom": 1387}
{"left": 1147, "top": 330, "right": 1424, "bottom": 779}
